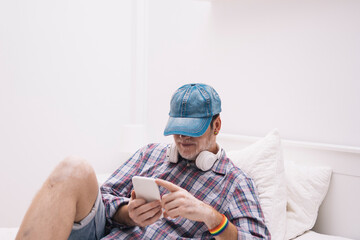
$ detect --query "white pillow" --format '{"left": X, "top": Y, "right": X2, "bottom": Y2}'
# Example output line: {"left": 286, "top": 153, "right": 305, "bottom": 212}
{"left": 285, "top": 161, "right": 332, "bottom": 240}
{"left": 227, "top": 129, "right": 287, "bottom": 240}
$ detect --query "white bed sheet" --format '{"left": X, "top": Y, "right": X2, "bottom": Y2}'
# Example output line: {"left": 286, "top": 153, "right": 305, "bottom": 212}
{"left": 294, "top": 231, "right": 354, "bottom": 240}
{"left": 1, "top": 228, "right": 354, "bottom": 240}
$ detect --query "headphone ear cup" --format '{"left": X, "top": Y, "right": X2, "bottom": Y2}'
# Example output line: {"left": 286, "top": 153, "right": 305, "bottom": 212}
{"left": 166, "top": 144, "right": 179, "bottom": 163}
{"left": 195, "top": 151, "right": 217, "bottom": 171}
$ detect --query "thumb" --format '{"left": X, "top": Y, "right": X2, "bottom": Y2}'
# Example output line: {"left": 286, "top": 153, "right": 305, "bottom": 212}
{"left": 131, "top": 190, "right": 136, "bottom": 200}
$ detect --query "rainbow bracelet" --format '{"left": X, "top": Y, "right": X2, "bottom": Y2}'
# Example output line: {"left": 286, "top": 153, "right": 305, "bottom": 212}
{"left": 209, "top": 214, "right": 229, "bottom": 236}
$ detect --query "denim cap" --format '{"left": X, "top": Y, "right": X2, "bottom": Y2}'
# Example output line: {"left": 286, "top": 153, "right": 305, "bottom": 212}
{"left": 164, "top": 83, "right": 221, "bottom": 137}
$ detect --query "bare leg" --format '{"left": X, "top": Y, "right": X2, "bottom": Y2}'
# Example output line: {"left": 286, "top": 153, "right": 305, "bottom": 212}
{"left": 16, "top": 156, "right": 99, "bottom": 240}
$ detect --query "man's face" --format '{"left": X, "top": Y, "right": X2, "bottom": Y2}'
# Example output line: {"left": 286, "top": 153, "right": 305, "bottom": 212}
{"left": 173, "top": 125, "right": 216, "bottom": 161}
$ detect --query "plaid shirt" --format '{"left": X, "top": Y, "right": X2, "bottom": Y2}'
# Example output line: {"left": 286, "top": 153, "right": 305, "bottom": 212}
{"left": 100, "top": 143, "right": 270, "bottom": 240}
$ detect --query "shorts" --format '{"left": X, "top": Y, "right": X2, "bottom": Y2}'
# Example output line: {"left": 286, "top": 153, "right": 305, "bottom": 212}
{"left": 68, "top": 189, "right": 106, "bottom": 240}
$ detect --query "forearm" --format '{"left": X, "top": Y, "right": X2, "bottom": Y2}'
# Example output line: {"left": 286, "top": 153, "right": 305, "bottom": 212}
{"left": 201, "top": 204, "right": 237, "bottom": 240}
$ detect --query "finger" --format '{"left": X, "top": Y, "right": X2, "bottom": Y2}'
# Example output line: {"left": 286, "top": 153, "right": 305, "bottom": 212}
{"left": 141, "top": 208, "right": 163, "bottom": 226}
{"left": 161, "top": 191, "right": 182, "bottom": 206}
{"left": 161, "top": 210, "right": 175, "bottom": 220}
{"left": 163, "top": 198, "right": 183, "bottom": 212}
{"left": 131, "top": 190, "right": 136, "bottom": 200}
{"left": 129, "top": 201, "right": 161, "bottom": 223}
{"left": 128, "top": 198, "right": 147, "bottom": 212}
{"left": 160, "top": 193, "right": 173, "bottom": 207}
{"left": 165, "top": 207, "right": 181, "bottom": 219}
{"left": 155, "top": 179, "right": 182, "bottom": 192}
{"left": 134, "top": 200, "right": 161, "bottom": 216}
{"left": 131, "top": 207, "right": 159, "bottom": 226}
{"left": 130, "top": 198, "right": 147, "bottom": 207}
{"left": 138, "top": 205, "right": 162, "bottom": 221}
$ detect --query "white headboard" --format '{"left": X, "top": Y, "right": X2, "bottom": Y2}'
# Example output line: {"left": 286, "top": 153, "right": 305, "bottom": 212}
{"left": 218, "top": 133, "right": 360, "bottom": 240}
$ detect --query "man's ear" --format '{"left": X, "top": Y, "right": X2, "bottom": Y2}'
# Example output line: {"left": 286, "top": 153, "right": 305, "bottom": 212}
{"left": 214, "top": 116, "right": 221, "bottom": 133}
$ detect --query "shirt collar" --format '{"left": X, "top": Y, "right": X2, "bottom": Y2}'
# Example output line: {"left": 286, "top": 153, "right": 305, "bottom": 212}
{"left": 211, "top": 148, "right": 228, "bottom": 175}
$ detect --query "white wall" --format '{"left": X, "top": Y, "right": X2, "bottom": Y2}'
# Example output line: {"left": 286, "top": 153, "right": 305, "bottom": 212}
{"left": 0, "top": 0, "right": 133, "bottom": 227}
{"left": 145, "top": 0, "right": 360, "bottom": 147}
{"left": 1, "top": 0, "right": 359, "bottom": 230}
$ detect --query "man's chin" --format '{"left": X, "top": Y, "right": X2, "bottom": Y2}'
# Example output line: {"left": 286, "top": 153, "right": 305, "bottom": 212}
{"left": 178, "top": 152, "right": 197, "bottom": 161}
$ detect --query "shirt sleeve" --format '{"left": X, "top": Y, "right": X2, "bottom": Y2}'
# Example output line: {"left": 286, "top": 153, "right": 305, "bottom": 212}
{"left": 226, "top": 177, "right": 271, "bottom": 240}
{"left": 100, "top": 145, "right": 147, "bottom": 228}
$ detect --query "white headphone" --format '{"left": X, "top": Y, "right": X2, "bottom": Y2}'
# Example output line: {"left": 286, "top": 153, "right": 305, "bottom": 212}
{"left": 166, "top": 143, "right": 222, "bottom": 171}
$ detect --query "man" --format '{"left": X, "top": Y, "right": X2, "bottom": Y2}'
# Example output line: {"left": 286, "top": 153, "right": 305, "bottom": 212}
{"left": 16, "top": 83, "right": 270, "bottom": 240}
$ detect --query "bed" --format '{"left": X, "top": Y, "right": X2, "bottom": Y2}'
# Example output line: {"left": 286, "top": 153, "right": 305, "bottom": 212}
{"left": 217, "top": 129, "right": 359, "bottom": 240}
{"left": 2, "top": 129, "right": 359, "bottom": 239}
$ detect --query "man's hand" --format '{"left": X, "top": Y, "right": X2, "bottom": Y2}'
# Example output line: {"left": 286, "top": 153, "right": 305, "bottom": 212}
{"left": 155, "top": 179, "right": 238, "bottom": 239}
{"left": 155, "top": 179, "right": 213, "bottom": 222}
{"left": 127, "top": 190, "right": 162, "bottom": 227}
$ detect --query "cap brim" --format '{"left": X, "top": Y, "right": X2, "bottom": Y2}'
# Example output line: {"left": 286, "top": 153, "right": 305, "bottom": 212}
{"left": 163, "top": 116, "right": 212, "bottom": 137}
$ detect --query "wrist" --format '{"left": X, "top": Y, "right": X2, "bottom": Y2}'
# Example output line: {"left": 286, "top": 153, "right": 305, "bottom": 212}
{"left": 201, "top": 203, "right": 223, "bottom": 229}
{"left": 115, "top": 204, "right": 136, "bottom": 227}
{"left": 209, "top": 214, "right": 229, "bottom": 236}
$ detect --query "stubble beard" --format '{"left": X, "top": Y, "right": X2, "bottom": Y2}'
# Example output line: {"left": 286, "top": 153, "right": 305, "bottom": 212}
{"left": 177, "top": 134, "right": 213, "bottom": 161}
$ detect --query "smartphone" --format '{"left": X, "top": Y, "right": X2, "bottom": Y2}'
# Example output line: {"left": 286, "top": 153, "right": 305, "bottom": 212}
{"left": 131, "top": 176, "right": 161, "bottom": 203}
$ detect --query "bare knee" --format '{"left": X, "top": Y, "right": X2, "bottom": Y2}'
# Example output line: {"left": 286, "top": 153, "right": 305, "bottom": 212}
{"left": 46, "top": 156, "right": 99, "bottom": 220}
{"left": 16, "top": 157, "right": 99, "bottom": 238}
{"left": 48, "top": 156, "right": 97, "bottom": 189}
